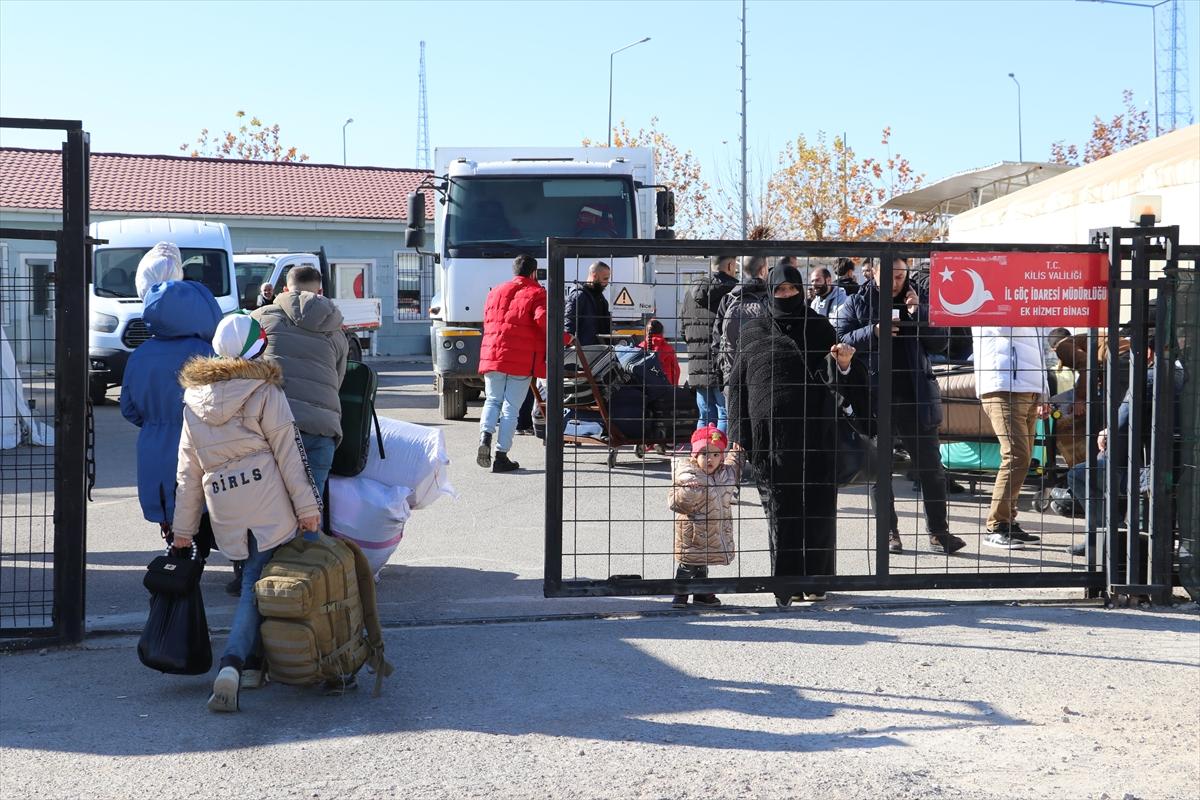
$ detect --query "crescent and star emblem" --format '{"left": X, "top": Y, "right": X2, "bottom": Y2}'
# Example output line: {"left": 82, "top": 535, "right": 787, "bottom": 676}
{"left": 937, "top": 267, "right": 995, "bottom": 316}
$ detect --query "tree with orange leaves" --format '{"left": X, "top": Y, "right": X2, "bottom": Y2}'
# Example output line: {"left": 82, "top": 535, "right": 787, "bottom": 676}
{"left": 770, "top": 128, "right": 933, "bottom": 242}
{"left": 182, "top": 111, "right": 309, "bottom": 163}
{"left": 1050, "top": 90, "right": 1151, "bottom": 165}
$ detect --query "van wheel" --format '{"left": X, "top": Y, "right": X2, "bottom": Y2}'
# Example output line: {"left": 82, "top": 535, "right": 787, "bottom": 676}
{"left": 89, "top": 377, "right": 108, "bottom": 406}
{"left": 346, "top": 334, "right": 363, "bottom": 363}
{"left": 439, "top": 380, "right": 467, "bottom": 420}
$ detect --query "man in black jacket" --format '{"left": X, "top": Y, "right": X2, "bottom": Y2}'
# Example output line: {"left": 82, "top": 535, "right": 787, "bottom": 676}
{"left": 564, "top": 261, "right": 612, "bottom": 346}
{"left": 679, "top": 255, "right": 737, "bottom": 431}
{"left": 712, "top": 254, "right": 771, "bottom": 391}
{"left": 837, "top": 258, "right": 964, "bottom": 556}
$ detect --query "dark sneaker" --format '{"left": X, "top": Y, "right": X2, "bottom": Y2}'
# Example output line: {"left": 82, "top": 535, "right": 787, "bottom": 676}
{"left": 515, "top": 427, "right": 535, "bottom": 436}
{"left": 929, "top": 533, "right": 967, "bottom": 554}
{"left": 984, "top": 530, "right": 1024, "bottom": 550}
{"left": 692, "top": 594, "right": 722, "bottom": 607}
{"left": 477, "top": 433, "right": 493, "bottom": 468}
{"left": 492, "top": 451, "right": 520, "bottom": 473}
{"left": 1008, "top": 522, "right": 1040, "bottom": 543}
{"left": 225, "top": 560, "right": 244, "bottom": 597}
{"left": 945, "top": 478, "right": 967, "bottom": 495}
{"left": 889, "top": 531, "right": 904, "bottom": 554}
{"left": 671, "top": 594, "right": 689, "bottom": 609}
{"left": 207, "top": 666, "right": 240, "bottom": 713}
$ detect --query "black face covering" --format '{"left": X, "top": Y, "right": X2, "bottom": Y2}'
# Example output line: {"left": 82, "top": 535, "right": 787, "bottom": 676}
{"left": 766, "top": 264, "right": 836, "bottom": 373}
{"left": 767, "top": 264, "right": 808, "bottom": 321}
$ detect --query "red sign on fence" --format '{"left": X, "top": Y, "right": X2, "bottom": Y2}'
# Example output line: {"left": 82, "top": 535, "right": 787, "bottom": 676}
{"left": 928, "top": 252, "right": 1109, "bottom": 327}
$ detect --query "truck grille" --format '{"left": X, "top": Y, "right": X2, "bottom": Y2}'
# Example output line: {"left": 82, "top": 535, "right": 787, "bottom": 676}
{"left": 122, "top": 318, "right": 151, "bottom": 349}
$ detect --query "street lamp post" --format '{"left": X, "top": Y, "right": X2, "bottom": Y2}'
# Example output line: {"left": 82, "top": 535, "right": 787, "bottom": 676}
{"left": 1007, "top": 73, "right": 1023, "bottom": 161}
{"left": 1079, "top": 0, "right": 1164, "bottom": 136}
{"left": 607, "top": 37, "right": 651, "bottom": 147}
{"left": 342, "top": 117, "right": 354, "bottom": 165}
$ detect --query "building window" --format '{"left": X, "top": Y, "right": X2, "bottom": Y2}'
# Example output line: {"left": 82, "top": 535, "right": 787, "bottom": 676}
{"left": 395, "top": 251, "right": 432, "bottom": 321}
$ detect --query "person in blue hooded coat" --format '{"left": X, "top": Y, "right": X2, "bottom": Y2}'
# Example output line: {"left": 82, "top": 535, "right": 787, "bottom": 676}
{"left": 120, "top": 279, "right": 222, "bottom": 537}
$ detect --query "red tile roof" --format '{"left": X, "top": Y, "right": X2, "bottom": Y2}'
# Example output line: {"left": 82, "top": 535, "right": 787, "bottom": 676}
{"left": 0, "top": 148, "right": 433, "bottom": 221}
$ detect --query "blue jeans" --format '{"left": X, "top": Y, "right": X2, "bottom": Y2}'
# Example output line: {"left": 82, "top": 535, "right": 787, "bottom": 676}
{"left": 224, "top": 535, "right": 277, "bottom": 667}
{"left": 694, "top": 385, "right": 727, "bottom": 433}
{"left": 300, "top": 432, "right": 336, "bottom": 497}
{"left": 480, "top": 371, "right": 531, "bottom": 453}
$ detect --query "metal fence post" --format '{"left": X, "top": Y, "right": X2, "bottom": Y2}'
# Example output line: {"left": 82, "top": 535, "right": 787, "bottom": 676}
{"left": 875, "top": 247, "right": 894, "bottom": 577}
{"left": 543, "top": 239, "right": 565, "bottom": 596}
{"left": 52, "top": 127, "right": 89, "bottom": 644}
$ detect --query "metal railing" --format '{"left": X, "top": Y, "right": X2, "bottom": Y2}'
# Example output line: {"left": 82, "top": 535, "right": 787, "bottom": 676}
{"left": 542, "top": 234, "right": 1191, "bottom": 603}
{"left": 0, "top": 117, "right": 90, "bottom": 645}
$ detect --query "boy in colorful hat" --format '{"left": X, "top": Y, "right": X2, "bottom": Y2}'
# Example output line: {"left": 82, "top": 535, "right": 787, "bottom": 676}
{"left": 667, "top": 424, "right": 743, "bottom": 608}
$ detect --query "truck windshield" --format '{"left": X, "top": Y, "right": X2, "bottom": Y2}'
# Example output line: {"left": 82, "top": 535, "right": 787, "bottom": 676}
{"left": 446, "top": 176, "right": 634, "bottom": 253}
{"left": 93, "top": 248, "right": 231, "bottom": 299}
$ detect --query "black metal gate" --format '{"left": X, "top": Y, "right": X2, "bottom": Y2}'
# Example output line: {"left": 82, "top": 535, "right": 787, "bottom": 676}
{"left": 0, "top": 118, "right": 90, "bottom": 644}
{"left": 543, "top": 231, "right": 1195, "bottom": 604}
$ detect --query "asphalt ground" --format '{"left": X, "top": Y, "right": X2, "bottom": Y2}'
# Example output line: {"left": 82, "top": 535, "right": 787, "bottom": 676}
{"left": 2, "top": 359, "right": 1197, "bottom": 799}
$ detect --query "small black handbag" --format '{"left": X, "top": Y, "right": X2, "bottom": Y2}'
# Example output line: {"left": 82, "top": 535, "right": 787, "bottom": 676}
{"left": 819, "top": 353, "right": 879, "bottom": 487}
{"left": 137, "top": 543, "right": 212, "bottom": 675}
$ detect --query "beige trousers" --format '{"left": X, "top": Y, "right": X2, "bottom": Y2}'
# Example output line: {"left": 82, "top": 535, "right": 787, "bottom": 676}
{"left": 982, "top": 392, "right": 1040, "bottom": 530}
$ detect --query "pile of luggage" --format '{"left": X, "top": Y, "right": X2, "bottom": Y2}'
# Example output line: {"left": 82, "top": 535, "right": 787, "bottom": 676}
{"left": 540, "top": 343, "right": 698, "bottom": 445}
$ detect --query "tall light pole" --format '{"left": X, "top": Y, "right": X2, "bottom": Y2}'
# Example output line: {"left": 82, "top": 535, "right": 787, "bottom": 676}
{"left": 607, "top": 37, "right": 650, "bottom": 146}
{"left": 1007, "top": 73, "right": 1023, "bottom": 161}
{"left": 342, "top": 117, "right": 354, "bottom": 165}
{"left": 1079, "top": 0, "right": 1164, "bottom": 136}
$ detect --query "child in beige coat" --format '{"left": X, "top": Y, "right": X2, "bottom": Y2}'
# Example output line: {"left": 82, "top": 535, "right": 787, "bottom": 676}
{"left": 668, "top": 424, "right": 742, "bottom": 609}
{"left": 172, "top": 314, "right": 323, "bottom": 713}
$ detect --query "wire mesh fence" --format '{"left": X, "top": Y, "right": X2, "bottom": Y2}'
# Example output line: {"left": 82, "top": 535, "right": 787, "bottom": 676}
{"left": 543, "top": 237, "right": 1187, "bottom": 602}
{"left": 1, "top": 273, "right": 57, "bottom": 630}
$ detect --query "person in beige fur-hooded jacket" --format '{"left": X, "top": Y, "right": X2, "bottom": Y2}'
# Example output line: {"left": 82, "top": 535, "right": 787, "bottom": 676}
{"left": 172, "top": 314, "right": 323, "bottom": 713}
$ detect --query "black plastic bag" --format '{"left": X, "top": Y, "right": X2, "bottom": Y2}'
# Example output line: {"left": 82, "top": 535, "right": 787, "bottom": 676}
{"left": 137, "top": 545, "right": 212, "bottom": 675}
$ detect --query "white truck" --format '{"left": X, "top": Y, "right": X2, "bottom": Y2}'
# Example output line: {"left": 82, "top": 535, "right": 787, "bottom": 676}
{"left": 405, "top": 146, "right": 675, "bottom": 419}
{"left": 233, "top": 251, "right": 381, "bottom": 361}
{"left": 89, "top": 217, "right": 239, "bottom": 404}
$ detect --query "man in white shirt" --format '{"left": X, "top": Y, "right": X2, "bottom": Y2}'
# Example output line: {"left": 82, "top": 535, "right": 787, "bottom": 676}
{"left": 809, "top": 266, "right": 848, "bottom": 319}
{"left": 972, "top": 326, "right": 1049, "bottom": 549}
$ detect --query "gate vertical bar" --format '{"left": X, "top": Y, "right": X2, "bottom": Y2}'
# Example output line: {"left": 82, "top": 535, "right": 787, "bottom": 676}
{"left": 543, "top": 240, "right": 565, "bottom": 596}
{"left": 1105, "top": 229, "right": 1123, "bottom": 592}
{"left": 52, "top": 127, "right": 88, "bottom": 643}
{"left": 875, "top": 248, "right": 894, "bottom": 576}
{"left": 1126, "top": 228, "right": 1150, "bottom": 588}
{"left": 1148, "top": 229, "right": 1179, "bottom": 603}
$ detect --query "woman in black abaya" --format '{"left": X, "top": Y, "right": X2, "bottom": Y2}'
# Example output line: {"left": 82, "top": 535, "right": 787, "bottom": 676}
{"left": 727, "top": 264, "right": 866, "bottom": 606}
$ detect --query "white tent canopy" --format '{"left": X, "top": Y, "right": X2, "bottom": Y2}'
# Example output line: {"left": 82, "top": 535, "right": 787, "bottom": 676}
{"left": 949, "top": 125, "right": 1199, "bottom": 245}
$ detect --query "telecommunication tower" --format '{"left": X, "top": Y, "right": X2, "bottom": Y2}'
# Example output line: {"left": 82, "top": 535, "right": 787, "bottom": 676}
{"left": 416, "top": 41, "right": 431, "bottom": 170}
{"left": 1158, "top": 0, "right": 1193, "bottom": 131}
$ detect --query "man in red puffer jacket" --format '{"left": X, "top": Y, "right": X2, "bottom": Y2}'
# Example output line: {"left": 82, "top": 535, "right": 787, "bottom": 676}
{"left": 477, "top": 254, "right": 549, "bottom": 473}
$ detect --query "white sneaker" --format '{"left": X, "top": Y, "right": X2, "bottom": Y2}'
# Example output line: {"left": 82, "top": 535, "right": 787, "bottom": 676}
{"left": 984, "top": 531, "right": 1024, "bottom": 550}
{"left": 207, "top": 666, "right": 241, "bottom": 712}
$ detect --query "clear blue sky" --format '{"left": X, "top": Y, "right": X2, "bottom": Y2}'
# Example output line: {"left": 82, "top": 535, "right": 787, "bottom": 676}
{"left": 2, "top": 0, "right": 1197, "bottom": 192}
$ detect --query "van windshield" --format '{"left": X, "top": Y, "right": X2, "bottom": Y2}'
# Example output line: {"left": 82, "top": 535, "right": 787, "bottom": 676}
{"left": 93, "top": 248, "right": 230, "bottom": 299}
{"left": 446, "top": 176, "right": 634, "bottom": 254}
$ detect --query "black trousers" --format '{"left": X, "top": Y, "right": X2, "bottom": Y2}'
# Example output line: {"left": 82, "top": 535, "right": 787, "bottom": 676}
{"left": 873, "top": 405, "right": 948, "bottom": 535}
{"left": 756, "top": 467, "right": 838, "bottom": 585}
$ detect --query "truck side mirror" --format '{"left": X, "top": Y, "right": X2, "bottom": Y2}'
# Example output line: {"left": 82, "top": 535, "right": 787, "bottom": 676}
{"left": 656, "top": 189, "right": 676, "bottom": 229}
{"left": 406, "top": 192, "right": 427, "bottom": 249}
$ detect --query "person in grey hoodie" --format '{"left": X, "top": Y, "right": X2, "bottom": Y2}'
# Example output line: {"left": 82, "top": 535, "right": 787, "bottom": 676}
{"left": 251, "top": 265, "right": 349, "bottom": 494}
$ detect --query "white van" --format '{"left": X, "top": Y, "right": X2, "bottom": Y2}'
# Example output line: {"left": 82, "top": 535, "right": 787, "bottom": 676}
{"left": 89, "top": 218, "right": 237, "bottom": 403}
